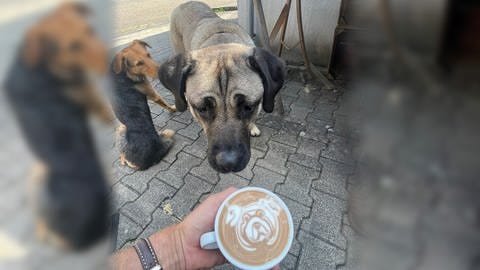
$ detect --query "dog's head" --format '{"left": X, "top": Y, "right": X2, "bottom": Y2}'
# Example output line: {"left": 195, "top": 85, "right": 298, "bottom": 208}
{"left": 112, "top": 40, "right": 158, "bottom": 82}
{"left": 159, "top": 44, "right": 285, "bottom": 173}
{"left": 22, "top": 2, "right": 108, "bottom": 81}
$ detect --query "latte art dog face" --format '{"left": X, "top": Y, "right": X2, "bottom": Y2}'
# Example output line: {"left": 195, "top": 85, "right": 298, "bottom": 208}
{"left": 218, "top": 190, "right": 291, "bottom": 266}
{"left": 225, "top": 198, "right": 281, "bottom": 251}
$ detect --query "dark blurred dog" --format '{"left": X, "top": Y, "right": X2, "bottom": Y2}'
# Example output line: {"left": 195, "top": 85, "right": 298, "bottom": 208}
{"left": 111, "top": 40, "right": 175, "bottom": 170}
{"left": 3, "top": 3, "right": 112, "bottom": 250}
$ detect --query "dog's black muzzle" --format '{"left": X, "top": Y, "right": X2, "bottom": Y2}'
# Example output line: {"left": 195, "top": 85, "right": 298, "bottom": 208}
{"left": 207, "top": 124, "right": 250, "bottom": 173}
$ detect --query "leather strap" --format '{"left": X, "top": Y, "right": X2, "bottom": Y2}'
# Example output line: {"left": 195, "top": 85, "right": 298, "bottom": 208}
{"left": 134, "top": 238, "right": 162, "bottom": 270}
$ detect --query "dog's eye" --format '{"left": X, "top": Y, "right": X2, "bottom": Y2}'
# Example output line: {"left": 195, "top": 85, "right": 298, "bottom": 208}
{"left": 147, "top": 53, "right": 152, "bottom": 58}
{"left": 244, "top": 105, "right": 254, "bottom": 113}
{"left": 197, "top": 106, "right": 207, "bottom": 113}
{"left": 136, "top": 60, "right": 144, "bottom": 66}
{"left": 69, "top": 41, "right": 83, "bottom": 52}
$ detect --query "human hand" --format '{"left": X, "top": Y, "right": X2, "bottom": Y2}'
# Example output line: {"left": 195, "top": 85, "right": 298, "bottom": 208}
{"left": 111, "top": 187, "right": 281, "bottom": 270}
{"left": 150, "top": 187, "right": 233, "bottom": 270}
{"left": 151, "top": 187, "right": 281, "bottom": 270}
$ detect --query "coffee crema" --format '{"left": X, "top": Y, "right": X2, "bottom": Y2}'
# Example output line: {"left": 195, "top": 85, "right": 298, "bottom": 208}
{"left": 218, "top": 190, "right": 290, "bottom": 266}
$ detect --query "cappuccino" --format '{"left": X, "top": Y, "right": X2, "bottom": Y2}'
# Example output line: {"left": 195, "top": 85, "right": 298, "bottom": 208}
{"left": 218, "top": 190, "right": 291, "bottom": 266}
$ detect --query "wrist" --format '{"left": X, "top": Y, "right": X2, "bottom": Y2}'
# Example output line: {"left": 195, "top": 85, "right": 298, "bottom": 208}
{"left": 149, "top": 224, "right": 186, "bottom": 270}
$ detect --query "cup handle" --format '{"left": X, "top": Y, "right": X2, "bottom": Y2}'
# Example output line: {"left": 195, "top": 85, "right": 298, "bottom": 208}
{"left": 200, "top": 231, "right": 218, "bottom": 249}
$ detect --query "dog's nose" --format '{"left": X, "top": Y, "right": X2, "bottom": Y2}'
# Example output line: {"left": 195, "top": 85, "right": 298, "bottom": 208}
{"left": 215, "top": 150, "right": 242, "bottom": 172}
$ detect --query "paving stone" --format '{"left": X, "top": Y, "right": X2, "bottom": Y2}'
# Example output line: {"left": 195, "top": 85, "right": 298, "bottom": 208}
{"left": 148, "top": 101, "right": 171, "bottom": 116}
{"left": 290, "top": 237, "right": 302, "bottom": 256}
{"left": 111, "top": 159, "right": 136, "bottom": 183}
{"left": 213, "top": 264, "right": 237, "bottom": 270}
{"left": 109, "top": 139, "right": 121, "bottom": 162}
{"left": 271, "top": 121, "right": 305, "bottom": 147}
{"left": 288, "top": 153, "right": 322, "bottom": 170}
{"left": 121, "top": 179, "right": 176, "bottom": 227}
{"left": 256, "top": 141, "right": 296, "bottom": 175}
{"left": 310, "top": 102, "right": 337, "bottom": 121}
{"left": 297, "top": 137, "right": 326, "bottom": 158}
{"left": 275, "top": 162, "right": 320, "bottom": 206}
{"left": 277, "top": 194, "right": 311, "bottom": 234}
{"left": 190, "top": 158, "right": 220, "bottom": 184}
{"left": 171, "top": 110, "right": 193, "bottom": 124}
{"left": 162, "top": 134, "right": 194, "bottom": 164}
{"left": 121, "top": 161, "right": 169, "bottom": 193}
{"left": 177, "top": 121, "right": 202, "bottom": 140}
{"left": 152, "top": 110, "right": 174, "bottom": 128}
{"left": 164, "top": 174, "right": 212, "bottom": 219}
{"left": 183, "top": 135, "right": 208, "bottom": 159}
{"left": 116, "top": 214, "right": 143, "bottom": 249}
{"left": 156, "top": 152, "right": 202, "bottom": 188}
{"left": 140, "top": 207, "right": 180, "bottom": 238}
{"left": 294, "top": 91, "right": 317, "bottom": 109}
{"left": 281, "top": 95, "right": 296, "bottom": 113}
{"left": 301, "top": 189, "right": 347, "bottom": 249}
{"left": 287, "top": 161, "right": 321, "bottom": 181}
{"left": 256, "top": 113, "right": 284, "bottom": 130}
{"left": 234, "top": 148, "right": 265, "bottom": 180}
{"left": 341, "top": 225, "right": 360, "bottom": 270}
{"left": 162, "top": 119, "right": 187, "bottom": 133}
{"left": 312, "top": 158, "right": 353, "bottom": 200}
{"left": 250, "top": 165, "right": 285, "bottom": 190}
{"left": 111, "top": 182, "right": 139, "bottom": 212}
{"left": 321, "top": 133, "right": 355, "bottom": 165}
{"left": 275, "top": 162, "right": 318, "bottom": 206}
{"left": 251, "top": 124, "right": 276, "bottom": 152}
{"left": 281, "top": 253, "right": 298, "bottom": 270}
{"left": 285, "top": 104, "right": 313, "bottom": 123}
{"left": 303, "top": 116, "right": 331, "bottom": 141}
{"left": 316, "top": 88, "right": 341, "bottom": 103}
{"left": 210, "top": 173, "right": 249, "bottom": 194}
{"left": 282, "top": 81, "right": 302, "bottom": 97}
{"left": 297, "top": 230, "right": 345, "bottom": 270}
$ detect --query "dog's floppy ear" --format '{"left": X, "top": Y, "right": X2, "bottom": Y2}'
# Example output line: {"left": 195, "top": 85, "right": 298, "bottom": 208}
{"left": 113, "top": 52, "right": 125, "bottom": 74}
{"left": 158, "top": 54, "right": 194, "bottom": 112}
{"left": 133, "top": 40, "right": 152, "bottom": 49}
{"left": 248, "top": 47, "right": 286, "bottom": 113}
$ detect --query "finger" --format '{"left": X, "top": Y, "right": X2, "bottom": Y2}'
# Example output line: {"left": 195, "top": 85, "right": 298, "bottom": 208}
{"left": 271, "top": 265, "right": 281, "bottom": 270}
{"left": 184, "top": 187, "right": 237, "bottom": 231}
{"left": 207, "top": 186, "right": 237, "bottom": 205}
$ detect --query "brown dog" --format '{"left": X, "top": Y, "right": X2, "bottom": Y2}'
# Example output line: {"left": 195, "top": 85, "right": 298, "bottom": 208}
{"left": 159, "top": 2, "right": 285, "bottom": 173}
{"left": 22, "top": 2, "right": 113, "bottom": 122}
{"left": 4, "top": 2, "right": 112, "bottom": 249}
{"left": 112, "top": 40, "right": 176, "bottom": 112}
{"left": 110, "top": 40, "right": 176, "bottom": 170}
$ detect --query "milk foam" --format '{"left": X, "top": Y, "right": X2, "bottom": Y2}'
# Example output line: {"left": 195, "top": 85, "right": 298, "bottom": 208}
{"left": 225, "top": 197, "right": 282, "bottom": 251}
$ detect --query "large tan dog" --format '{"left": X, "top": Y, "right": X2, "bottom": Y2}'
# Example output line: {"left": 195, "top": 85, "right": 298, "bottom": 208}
{"left": 159, "top": 1, "right": 285, "bottom": 173}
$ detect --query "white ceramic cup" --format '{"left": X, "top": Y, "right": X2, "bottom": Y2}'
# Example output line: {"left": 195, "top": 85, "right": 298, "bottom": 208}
{"left": 200, "top": 187, "right": 294, "bottom": 270}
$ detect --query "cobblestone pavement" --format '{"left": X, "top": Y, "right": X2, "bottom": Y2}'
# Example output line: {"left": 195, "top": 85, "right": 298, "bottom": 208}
{"left": 111, "top": 33, "right": 357, "bottom": 270}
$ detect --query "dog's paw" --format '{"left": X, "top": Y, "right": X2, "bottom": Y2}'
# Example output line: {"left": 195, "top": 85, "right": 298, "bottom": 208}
{"left": 167, "top": 105, "right": 177, "bottom": 113}
{"left": 160, "top": 129, "right": 175, "bottom": 139}
{"left": 249, "top": 125, "right": 261, "bottom": 137}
